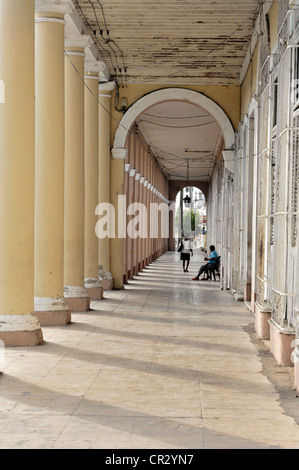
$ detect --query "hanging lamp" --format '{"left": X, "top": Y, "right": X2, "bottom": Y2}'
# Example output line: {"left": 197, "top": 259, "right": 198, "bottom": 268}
{"left": 183, "top": 159, "right": 191, "bottom": 207}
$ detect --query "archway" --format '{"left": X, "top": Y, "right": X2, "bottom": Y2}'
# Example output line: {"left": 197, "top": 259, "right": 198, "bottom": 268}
{"left": 112, "top": 88, "right": 235, "bottom": 173}
{"left": 174, "top": 185, "right": 207, "bottom": 251}
{"left": 111, "top": 88, "right": 236, "bottom": 287}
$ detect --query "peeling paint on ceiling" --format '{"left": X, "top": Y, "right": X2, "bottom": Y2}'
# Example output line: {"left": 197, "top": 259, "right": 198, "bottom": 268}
{"left": 75, "top": 0, "right": 261, "bottom": 85}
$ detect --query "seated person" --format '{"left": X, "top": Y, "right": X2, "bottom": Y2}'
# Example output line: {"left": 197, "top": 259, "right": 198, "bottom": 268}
{"left": 192, "top": 245, "right": 219, "bottom": 280}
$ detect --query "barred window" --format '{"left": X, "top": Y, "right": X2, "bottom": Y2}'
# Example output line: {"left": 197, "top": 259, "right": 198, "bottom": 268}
{"left": 291, "top": 116, "right": 299, "bottom": 247}
{"left": 273, "top": 78, "right": 278, "bottom": 128}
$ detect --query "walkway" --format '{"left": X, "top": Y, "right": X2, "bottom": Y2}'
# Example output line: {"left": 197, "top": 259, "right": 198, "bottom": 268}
{"left": 0, "top": 251, "right": 299, "bottom": 449}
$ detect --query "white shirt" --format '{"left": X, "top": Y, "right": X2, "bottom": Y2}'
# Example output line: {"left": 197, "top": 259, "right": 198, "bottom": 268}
{"left": 181, "top": 239, "right": 192, "bottom": 253}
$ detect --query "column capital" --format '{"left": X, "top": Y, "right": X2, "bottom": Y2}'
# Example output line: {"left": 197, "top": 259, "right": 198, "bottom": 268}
{"left": 85, "top": 60, "right": 109, "bottom": 83}
{"left": 99, "top": 81, "right": 116, "bottom": 93}
{"left": 112, "top": 148, "right": 128, "bottom": 160}
{"left": 65, "top": 34, "right": 91, "bottom": 51}
{"left": 35, "top": 0, "right": 73, "bottom": 15}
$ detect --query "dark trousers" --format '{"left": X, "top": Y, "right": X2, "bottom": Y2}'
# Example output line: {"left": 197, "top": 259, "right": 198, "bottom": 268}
{"left": 198, "top": 263, "right": 213, "bottom": 277}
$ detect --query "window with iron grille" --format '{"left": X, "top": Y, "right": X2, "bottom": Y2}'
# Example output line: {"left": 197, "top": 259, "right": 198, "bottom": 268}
{"left": 291, "top": 115, "right": 299, "bottom": 247}
{"left": 292, "top": 46, "right": 299, "bottom": 111}
{"left": 270, "top": 145, "right": 276, "bottom": 246}
{"left": 273, "top": 78, "right": 278, "bottom": 128}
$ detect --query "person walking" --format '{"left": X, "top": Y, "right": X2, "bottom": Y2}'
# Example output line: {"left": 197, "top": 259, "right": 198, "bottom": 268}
{"left": 178, "top": 237, "right": 193, "bottom": 272}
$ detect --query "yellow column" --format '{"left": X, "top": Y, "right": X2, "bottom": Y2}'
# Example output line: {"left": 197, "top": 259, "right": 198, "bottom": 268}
{"left": 34, "top": 2, "right": 71, "bottom": 326}
{"left": 98, "top": 82, "right": 115, "bottom": 290}
{"left": 84, "top": 63, "right": 103, "bottom": 300}
{"left": 64, "top": 36, "right": 90, "bottom": 311}
{"left": 0, "top": 0, "right": 43, "bottom": 345}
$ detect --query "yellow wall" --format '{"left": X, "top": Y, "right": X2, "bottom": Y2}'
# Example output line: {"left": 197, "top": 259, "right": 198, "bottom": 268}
{"left": 109, "top": 84, "right": 241, "bottom": 144}
{"left": 240, "top": 42, "right": 259, "bottom": 121}
{"left": 269, "top": 1, "right": 279, "bottom": 53}
{"left": 240, "top": 0, "right": 278, "bottom": 122}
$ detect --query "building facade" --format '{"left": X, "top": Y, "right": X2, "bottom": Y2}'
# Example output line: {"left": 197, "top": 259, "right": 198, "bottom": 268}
{"left": 0, "top": 0, "right": 299, "bottom": 390}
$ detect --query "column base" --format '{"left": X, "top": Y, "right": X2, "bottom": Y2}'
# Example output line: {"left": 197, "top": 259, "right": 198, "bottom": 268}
{"left": 34, "top": 297, "right": 71, "bottom": 326}
{"left": 98, "top": 270, "right": 114, "bottom": 290}
{"left": 0, "top": 314, "right": 43, "bottom": 346}
{"left": 251, "top": 292, "right": 256, "bottom": 314}
{"left": 254, "top": 302, "right": 271, "bottom": 340}
{"left": 233, "top": 291, "right": 244, "bottom": 302}
{"left": 128, "top": 269, "right": 134, "bottom": 280}
{"left": 243, "top": 282, "right": 251, "bottom": 302}
{"left": 84, "top": 278, "right": 103, "bottom": 300}
{"left": 64, "top": 286, "right": 90, "bottom": 312}
{"left": 269, "top": 319, "right": 295, "bottom": 366}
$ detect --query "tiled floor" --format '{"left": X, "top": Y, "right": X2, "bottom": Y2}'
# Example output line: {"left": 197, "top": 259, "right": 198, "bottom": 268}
{"left": 1, "top": 251, "right": 299, "bottom": 449}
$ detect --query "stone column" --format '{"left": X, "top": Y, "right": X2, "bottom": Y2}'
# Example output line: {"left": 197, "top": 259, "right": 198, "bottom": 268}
{"left": 110, "top": 149, "right": 127, "bottom": 289}
{"left": 133, "top": 138, "right": 140, "bottom": 275}
{"left": 64, "top": 35, "right": 90, "bottom": 311}
{"left": 145, "top": 152, "right": 151, "bottom": 265}
{"left": 140, "top": 148, "right": 147, "bottom": 269}
{"left": 0, "top": 0, "right": 43, "bottom": 345}
{"left": 123, "top": 161, "right": 130, "bottom": 283}
{"left": 149, "top": 160, "right": 154, "bottom": 261}
{"left": 34, "top": 1, "right": 71, "bottom": 326}
{"left": 127, "top": 131, "right": 136, "bottom": 279}
{"left": 84, "top": 62, "right": 103, "bottom": 300}
{"left": 98, "top": 82, "right": 115, "bottom": 289}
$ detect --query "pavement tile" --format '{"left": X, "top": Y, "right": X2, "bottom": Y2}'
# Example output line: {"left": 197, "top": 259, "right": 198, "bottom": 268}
{"left": 0, "top": 252, "right": 298, "bottom": 449}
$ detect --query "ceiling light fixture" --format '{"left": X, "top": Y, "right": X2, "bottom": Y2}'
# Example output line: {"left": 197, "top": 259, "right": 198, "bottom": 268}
{"left": 114, "top": 84, "right": 128, "bottom": 113}
{"left": 183, "top": 159, "right": 191, "bottom": 207}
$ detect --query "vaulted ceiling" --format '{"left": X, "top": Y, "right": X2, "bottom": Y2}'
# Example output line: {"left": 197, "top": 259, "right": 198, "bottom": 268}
{"left": 75, "top": 0, "right": 261, "bottom": 85}
{"left": 136, "top": 100, "right": 222, "bottom": 181}
{"left": 74, "top": 0, "right": 261, "bottom": 181}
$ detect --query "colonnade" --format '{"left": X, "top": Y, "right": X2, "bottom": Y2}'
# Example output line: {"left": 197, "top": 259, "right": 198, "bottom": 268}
{"left": 0, "top": 0, "right": 115, "bottom": 345}
{"left": 123, "top": 127, "right": 169, "bottom": 284}
{"left": 0, "top": 0, "right": 172, "bottom": 347}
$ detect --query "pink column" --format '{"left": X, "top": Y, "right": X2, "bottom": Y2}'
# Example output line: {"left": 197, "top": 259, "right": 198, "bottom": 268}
{"left": 133, "top": 136, "right": 140, "bottom": 275}
{"left": 123, "top": 158, "right": 130, "bottom": 283}
{"left": 140, "top": 147, "right": 147, "bottom": 268}
{"left": 127, "top": 132, "right": 135, "bottom": 280}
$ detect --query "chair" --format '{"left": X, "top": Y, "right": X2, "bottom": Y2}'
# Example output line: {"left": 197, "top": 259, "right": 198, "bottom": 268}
{"left": 206, "top": 256, "right": 221, "bottom": 281}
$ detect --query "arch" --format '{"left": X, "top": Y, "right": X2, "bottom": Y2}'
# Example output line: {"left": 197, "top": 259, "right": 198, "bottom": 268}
{"left": 112, "top": 88, "right": 235, "bottom": 173}
{"left": 168, "top": 180, "right": 209, "bottom": 202}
